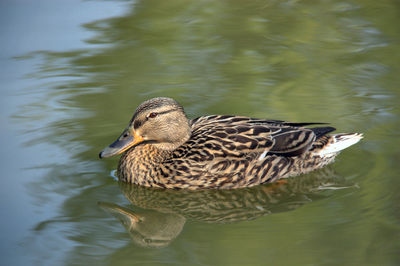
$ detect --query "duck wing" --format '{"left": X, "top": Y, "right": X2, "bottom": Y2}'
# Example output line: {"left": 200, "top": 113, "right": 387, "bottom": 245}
{"left": 188, "top": 115, "right": 333, "bottom": 158}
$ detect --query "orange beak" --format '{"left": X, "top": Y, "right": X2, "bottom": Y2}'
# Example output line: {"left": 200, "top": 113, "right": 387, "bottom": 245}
{"left": 99, "top": 130, "right": 144, "bottom": 158}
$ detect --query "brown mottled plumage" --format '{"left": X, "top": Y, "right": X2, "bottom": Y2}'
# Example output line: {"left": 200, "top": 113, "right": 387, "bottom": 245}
{"left": 99, "top": 97, "right": 363, "bottom": 190}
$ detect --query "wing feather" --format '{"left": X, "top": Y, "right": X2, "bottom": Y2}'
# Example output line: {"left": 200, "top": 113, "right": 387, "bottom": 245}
{"left": 188, "top": 115, "right": 329, "bottom": 160}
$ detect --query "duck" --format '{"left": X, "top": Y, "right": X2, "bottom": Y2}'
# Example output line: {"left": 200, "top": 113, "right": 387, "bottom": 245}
{"left": 99, "top": 97, "right": 363, "bottom": 190}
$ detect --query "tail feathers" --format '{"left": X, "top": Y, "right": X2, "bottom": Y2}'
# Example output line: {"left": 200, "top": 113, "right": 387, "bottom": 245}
{"left": 316, "top": 133, "right": 363, "bottom": 156}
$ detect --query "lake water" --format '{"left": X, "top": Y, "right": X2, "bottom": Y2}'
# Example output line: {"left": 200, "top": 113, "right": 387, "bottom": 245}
{"left": 1, "top": 0, "right": 399, "bottom": 265}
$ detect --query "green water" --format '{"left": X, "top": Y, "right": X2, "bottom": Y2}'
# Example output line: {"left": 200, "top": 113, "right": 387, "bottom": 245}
{"left": 1, "top": 0, "right": 399, "bottom": 265}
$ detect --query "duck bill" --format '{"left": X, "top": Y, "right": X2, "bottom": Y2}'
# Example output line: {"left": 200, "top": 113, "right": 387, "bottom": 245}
{"left": 99, "top": 131, "right": 144, "bottom": 158}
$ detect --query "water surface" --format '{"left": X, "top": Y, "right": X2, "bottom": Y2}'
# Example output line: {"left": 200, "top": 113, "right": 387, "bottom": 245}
{"left": 1, "top": 0, "right": 400, "bottom": 265}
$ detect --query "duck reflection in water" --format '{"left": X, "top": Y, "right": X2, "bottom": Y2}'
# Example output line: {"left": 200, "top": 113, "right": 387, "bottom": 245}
{"left": 99, "top": 168, "right": 355, "bottom": 248}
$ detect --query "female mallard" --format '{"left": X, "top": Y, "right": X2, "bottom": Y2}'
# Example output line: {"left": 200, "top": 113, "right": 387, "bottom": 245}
{"left": 99, "top": 97, "right": 362, "bottom": 190}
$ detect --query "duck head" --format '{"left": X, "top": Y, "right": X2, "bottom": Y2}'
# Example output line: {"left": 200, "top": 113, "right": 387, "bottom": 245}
{"left": 99, "top": 97, "right": 191, "bottom": 158}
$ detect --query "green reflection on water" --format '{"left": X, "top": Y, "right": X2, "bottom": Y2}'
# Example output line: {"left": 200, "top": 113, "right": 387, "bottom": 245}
{"left": 14, "top": 0, "right": 400, "bottom": 265}
{"left": 99, "top": 169, "right": 353, "bottom": 248}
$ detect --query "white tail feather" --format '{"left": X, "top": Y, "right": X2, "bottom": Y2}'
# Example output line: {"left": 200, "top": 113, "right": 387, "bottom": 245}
{"left": 317, "top": 133, "right": 363, "bottom": 156}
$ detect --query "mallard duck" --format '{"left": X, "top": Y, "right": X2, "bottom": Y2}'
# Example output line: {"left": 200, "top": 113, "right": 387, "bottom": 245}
{"left": 99, "top": 97, "right": 362, "bottom": 190}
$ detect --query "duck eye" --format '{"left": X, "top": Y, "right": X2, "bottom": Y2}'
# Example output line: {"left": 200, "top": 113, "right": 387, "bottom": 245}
{"left": 122, "top": 132, "right": 129, "bottom": 138}
{"left": 148, "top": 112, "right": 158, "bottom": 118}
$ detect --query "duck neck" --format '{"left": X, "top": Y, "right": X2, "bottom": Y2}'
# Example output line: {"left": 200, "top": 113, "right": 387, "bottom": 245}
{"left": 152, "top": 134, "right": 190, "bottom": 151}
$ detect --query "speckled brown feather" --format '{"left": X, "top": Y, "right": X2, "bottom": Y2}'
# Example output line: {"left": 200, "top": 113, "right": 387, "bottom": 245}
{"left": 99, "top": 97, "right": 364, "bottom": 189}
{"left": 116, "top": 110, "right": 360, "bottom": 190}
{"left": 117, "top": 167, "right": 347, "bottom": 223}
